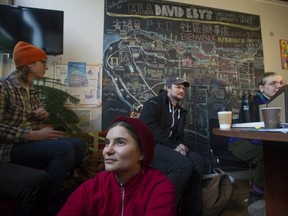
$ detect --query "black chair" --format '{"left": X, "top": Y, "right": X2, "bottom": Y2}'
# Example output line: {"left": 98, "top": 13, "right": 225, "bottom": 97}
{"left": 208, "top": 119, "right": 254, "bottom": 184}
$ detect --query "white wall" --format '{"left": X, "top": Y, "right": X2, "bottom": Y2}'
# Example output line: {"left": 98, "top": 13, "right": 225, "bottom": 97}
{"left": 1, "top": 0, "right": 288, "bottom": 131}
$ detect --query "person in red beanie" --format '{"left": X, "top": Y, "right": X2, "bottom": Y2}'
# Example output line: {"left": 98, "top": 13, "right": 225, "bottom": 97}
{"left": 58, "top": 116, "right": 177, "bottom": 216}
{"left": 0, "top": 42, "right": 86, "bottom": 198}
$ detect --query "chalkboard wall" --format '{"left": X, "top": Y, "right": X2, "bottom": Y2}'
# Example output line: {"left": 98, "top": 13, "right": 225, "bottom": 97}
{"left": 102, "top": 0, "right": 264, "bottom": 158}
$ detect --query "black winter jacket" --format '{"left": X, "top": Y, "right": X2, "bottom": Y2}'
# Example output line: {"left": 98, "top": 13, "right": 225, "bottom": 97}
{"left": 140, "top": 90, "right": 187, "bottom": 149}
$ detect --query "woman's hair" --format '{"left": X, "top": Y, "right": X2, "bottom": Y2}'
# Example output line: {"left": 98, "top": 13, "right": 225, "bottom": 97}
{"left": 258, "top": 72, "right": 279, "bottom": 86}
{"left": 17, "top": 66, "right": 31, "bottom": 84}
{"left": 109, "top": 116, "right": 154, "bottom": 168}
{"left": 108, "top": 121, "right": 141, "bottom": 150}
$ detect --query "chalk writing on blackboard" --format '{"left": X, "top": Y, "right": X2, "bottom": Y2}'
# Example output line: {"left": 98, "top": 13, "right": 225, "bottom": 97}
{"left": 102, "top": 0, "right": 264, "bottom": 156}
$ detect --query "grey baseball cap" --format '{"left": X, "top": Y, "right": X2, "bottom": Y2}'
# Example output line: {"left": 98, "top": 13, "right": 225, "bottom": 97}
{"left": 166, "top": 76, "right": 190, "bottom": 87}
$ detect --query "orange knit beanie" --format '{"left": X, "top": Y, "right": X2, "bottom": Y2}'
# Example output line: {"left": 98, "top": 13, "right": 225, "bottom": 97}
{"left": 13, "top": 41, "right": 47, "bottom": 68}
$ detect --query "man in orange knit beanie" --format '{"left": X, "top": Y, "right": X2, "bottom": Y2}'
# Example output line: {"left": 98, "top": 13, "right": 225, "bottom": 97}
{"left": 13, "top": 41, "right": 48, "bottom": 68}
{"left": 0, "top": 41, "right": 86, "bottom": 215}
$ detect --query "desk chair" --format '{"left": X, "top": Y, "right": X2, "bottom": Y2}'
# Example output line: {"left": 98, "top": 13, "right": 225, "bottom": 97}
{"left": 208, "top": 119, "right": 254, "bottom": 185}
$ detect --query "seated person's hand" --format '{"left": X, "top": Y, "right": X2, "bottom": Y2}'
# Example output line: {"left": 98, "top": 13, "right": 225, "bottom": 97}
{"left": 33, "top": 107, "right": 49, "bottom": 120}
{"left": 27, "top": 127, "right": 65, "bottom": 141}
{"left": 175, "top": 144, "right": 189, "bottom": 156}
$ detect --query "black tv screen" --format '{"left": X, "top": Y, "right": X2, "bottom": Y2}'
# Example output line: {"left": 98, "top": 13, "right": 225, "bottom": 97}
{"left": 0, "top": 5, "right": 64, "bottom": 55}
{"left": 0, "top": 5, "right": 21, "bottom": 53}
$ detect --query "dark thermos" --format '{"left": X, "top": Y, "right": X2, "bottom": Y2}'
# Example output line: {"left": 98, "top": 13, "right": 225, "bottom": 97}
{"left": 241, "top": 92, "right": 256, "bottom": 122}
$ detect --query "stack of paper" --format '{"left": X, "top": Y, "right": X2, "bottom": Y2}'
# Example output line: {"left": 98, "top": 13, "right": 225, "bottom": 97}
{"left": 232, "top": 122, "right": 264, "bottom": 128}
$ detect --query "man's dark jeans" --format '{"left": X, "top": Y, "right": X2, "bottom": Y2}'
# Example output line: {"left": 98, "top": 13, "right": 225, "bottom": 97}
{"left": 10, "top": 138, "right": 86, "bottom": 194}
{"left": 150, "top": 144, "right": 203, "bottom": 216}
{"left": 0, "top": 162, "right": 50, "bottom": 216}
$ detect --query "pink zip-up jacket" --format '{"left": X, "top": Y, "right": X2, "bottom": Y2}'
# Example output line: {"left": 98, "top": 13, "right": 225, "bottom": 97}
{"left": 58, "top": 168, "right": 176, "bottom": 216}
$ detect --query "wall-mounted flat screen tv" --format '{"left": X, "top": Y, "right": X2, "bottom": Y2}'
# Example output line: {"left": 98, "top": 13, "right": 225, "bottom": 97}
{"left": 0, "top": 4, "right": 64, "bottom": 55}
{"left": 0, "top": 5, "right": 21, "bottom": 53}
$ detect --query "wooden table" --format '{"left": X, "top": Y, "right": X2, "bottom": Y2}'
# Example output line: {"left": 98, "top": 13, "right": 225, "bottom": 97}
{"left": 213, "top": 128, "right": 288, "bottom": 216}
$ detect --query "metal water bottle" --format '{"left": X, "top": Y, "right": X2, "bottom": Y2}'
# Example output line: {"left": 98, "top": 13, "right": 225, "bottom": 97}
{"left": 241, "top": 92, "right": 255, "bottom": 122}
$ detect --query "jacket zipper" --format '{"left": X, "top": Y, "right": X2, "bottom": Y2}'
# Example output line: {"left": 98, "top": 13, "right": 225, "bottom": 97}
{"left": 120, "top": 183, "right": 125, "bottom": 216}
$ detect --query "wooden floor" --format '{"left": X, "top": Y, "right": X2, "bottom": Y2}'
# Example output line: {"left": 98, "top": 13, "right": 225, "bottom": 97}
{"left": 220, "top": 177, "right": 251, "bottom": 216}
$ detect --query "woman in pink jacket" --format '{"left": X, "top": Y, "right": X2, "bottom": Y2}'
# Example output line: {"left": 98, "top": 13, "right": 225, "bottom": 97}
{"left": 58, "top": 116, "right": 176, "bottom": 216}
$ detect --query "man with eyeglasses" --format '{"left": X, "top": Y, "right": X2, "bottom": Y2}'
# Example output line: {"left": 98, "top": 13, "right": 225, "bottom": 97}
{"left": 228, "top": 72, "right": 285, "bottom": 206}
{"left": 0, "top": 41, "right": 86, "bottom": 211}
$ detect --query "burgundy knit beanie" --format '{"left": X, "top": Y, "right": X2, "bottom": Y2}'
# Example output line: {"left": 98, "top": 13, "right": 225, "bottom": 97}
{"left": 112, "top": 116, "right": 154, "bottom": 169}
{"left": 13, "top": 41, "right": 47, "bottom": 68}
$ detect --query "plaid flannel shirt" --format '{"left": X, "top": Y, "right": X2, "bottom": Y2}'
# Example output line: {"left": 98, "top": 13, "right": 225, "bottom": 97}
{"left": 0, "top": 71, "right": 42, "bottom": 162}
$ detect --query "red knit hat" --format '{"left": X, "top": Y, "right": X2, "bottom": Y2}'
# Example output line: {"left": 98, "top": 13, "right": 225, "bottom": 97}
{"left": 112, "top": 116, "right": 154, "bottom": 169}
{"left": 13, "top": 41, "right": 47, "bottom": 68}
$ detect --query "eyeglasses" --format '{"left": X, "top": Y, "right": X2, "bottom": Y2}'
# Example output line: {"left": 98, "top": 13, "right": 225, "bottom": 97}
{"left": 39, "top": 60, "right": 47, "bottom": 66}
{"left": 266, "top": 80, "right": 286, "bottom": 87}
